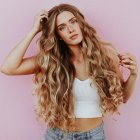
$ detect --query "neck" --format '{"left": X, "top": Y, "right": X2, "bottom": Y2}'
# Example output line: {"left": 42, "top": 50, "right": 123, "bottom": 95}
{"left": 69, "top": 45, "right": 84, "bottom": 62}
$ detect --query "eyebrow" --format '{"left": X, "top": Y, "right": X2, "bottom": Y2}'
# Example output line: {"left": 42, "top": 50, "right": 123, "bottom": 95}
{"left": 57, "top": 17, "right": 76, "bottom": 28}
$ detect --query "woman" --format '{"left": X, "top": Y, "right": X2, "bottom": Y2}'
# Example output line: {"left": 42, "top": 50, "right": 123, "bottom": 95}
{"left": 1, "top": 3, "right": 138, "bottom": 140}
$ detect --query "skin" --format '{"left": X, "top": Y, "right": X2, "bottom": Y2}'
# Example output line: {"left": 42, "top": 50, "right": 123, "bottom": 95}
{"left": 56, "top": 11, "right": 138, "bottom": 132}
{"left": 118, "top": 53, "right": 138, "bottom": 103}
{"left": 56, "top": 11, "right": 84, "bottom": 61}
{"left": 56, "top": 11, "right": 103, "bottom": 132}
{"left": 1, "top": 9, "right": 138, "bottom": 132}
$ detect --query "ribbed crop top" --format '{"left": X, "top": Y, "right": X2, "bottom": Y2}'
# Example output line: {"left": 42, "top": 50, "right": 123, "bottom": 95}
{"left": 72, "top": 77, "right": 102, "bottom": 118}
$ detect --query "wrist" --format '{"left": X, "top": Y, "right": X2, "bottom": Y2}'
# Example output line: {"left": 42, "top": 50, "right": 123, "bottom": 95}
{"left": 30, "top": 28, "right": 39, "bottom": 36}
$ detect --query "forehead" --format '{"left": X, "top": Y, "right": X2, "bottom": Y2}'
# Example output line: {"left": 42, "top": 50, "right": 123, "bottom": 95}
{"left": 56, "top": 11, "right": 75, "bottom": 26}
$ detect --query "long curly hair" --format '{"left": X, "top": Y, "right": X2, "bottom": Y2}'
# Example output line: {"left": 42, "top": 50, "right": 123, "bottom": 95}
{"left": 32, "top": 3, "right": 124, "bottom": 132}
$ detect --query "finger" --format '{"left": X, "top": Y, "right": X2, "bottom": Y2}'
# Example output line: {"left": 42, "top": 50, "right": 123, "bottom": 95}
{"left": 41, "top": 10, "right": 48, "bottom": 16}
{"left": 40, "top": 14, "right": 48, "bottom": 19}
{"left": 37, "top": 9, "right": 48, "bottom": 17}
{"left": 44, "top": 10, "right": 49, "bottom": 15}
{"left": 130, "top": 55, "right": 137, "bottom": 61}
{"left": 122, "top": 64, "right": 129, "bottom": 68}
{"left": 121, "top": 59, "right": 136, "bottom": 65}
{"left": 121, "top": 59, "right": 130, "bottom": 64}
{"left": 120, "top": 61, "right": 136, "bottom": 67}
{"left": 120, "top": 58, "right": 130, "bottom": 64}
{"left": 124, "top": 53, "right": 136, "bottom": 61}
{"left": 120, "top": 55, "right": 135, "bottom": 63}
{"left": 120, "top": 55, "right": 130, "bottom": 60}
{"left": 122, "top": 64, "right": 135, "bottom": 70}
{"left": 40, "top": 13, "right": 48, "bottom": 17}
{"left": 40, "top": 15, "right": 48, "bottom": 22}
{"left": 130, "top": 61, "right": 136, "bottom": 65}
{"left": 118, "top": 53, "right": 122, "bottom": 58}
{"left": 36, "top": 10, "right": 45, "bottom": 16}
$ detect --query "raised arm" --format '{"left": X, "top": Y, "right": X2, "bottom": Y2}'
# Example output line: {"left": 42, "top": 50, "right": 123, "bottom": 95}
{"left": 0, "top": 10, "right": 48, "bottom": 75}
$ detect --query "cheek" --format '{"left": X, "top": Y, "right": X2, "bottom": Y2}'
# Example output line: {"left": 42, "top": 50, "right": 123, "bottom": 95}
{"left": 59, "top": 32, "right": 67, "bottom": 40}
{"left": 76, "top": 27, "right": 83, "bottom": 38}
{"left": 59, "top": 32, "right": 69, "bottom": 41}
{"left": 77, "top": 26, "right": 82, "bottom": 34}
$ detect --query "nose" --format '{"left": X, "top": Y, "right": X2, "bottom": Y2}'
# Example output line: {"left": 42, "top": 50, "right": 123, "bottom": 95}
{"left": 67, "top": 25, "right": 74, "bottom": 33}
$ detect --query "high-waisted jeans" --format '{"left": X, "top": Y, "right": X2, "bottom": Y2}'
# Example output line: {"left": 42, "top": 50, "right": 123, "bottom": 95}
{"left": 44, "top": 121, "right": 105, "bottom": 140}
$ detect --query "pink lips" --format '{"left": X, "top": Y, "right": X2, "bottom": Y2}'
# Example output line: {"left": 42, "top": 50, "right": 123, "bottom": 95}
{"left": 70, "top": 34, "right": 78, "bottom": 40}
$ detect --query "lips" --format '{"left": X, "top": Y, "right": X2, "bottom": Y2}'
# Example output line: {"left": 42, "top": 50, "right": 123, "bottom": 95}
{"left": 70, "top": 34, "right": 78, "bottom": 39}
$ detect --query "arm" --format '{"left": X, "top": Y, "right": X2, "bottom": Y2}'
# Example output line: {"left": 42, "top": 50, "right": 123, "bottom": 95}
{"left": 122, "top": 74, "right": 137, "bottom": 103}
{"left": 0, "top": 10, "right": 48, "bottom": 75}
{"left": 1, "top": 29, "right": 38, "bottom": 75}
{"left": 105, "top": 46, "right": 138, "bottom": 103}
{"left": 118, "top": 53, "right": 138, "bottom": 103}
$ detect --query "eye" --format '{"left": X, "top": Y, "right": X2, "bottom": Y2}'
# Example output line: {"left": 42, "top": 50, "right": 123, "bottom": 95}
{"left": 59, "top": 26, "right": 66, "bottom": 31}
{"left": 71, "top": 19, "right": 77, "bottom": 24}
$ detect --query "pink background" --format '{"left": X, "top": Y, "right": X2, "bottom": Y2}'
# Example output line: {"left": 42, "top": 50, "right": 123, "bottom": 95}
{"left": 0, "top": 0, "right": 140, "bottom": 140}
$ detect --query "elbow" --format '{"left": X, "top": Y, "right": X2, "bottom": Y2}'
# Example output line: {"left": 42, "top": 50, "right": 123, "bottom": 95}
{"left": 0, "top": 66, "right": 13, "bottom": 75}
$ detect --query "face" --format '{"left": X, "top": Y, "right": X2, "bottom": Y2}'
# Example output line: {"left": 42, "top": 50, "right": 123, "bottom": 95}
{"left": 56, "top": 11, "right": 83, "bottom": 47}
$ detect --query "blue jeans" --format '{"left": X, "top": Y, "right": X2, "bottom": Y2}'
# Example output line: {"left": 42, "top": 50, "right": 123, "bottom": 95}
{"left": 44, "top": 121, "right": 105, "bottom": 140}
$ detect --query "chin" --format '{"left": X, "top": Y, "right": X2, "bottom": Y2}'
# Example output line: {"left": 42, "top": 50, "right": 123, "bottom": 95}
{"left": 70, "top": 42, "right": 81, "bottom": 46}
{"left": 70, "top": 38, "right": 83, "bottom": 45}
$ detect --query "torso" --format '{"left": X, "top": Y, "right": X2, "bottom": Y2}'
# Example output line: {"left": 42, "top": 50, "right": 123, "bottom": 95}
{"left": 59, "top": 58, "right": 103, "bottom": 132}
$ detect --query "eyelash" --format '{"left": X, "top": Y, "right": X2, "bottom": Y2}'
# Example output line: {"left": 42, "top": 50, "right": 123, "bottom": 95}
{"left": 71, "top": 19, "right": 77, "bottom": 24}
{"left": 59, "top": 19, "right": 77, "bottom": 31}
{"left": 59, "top": 26, "right": 65, "bottom": 31}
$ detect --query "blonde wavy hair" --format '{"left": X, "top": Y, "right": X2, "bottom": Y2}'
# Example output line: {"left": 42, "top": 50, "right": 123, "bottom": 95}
{"left": 32, "top": 3, "right": 124, "bottom": 132}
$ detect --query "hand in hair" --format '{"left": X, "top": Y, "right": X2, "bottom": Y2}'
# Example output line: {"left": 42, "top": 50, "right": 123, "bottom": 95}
{"left": 118, "top": 53, "right": 138, "bottom": 76}
{"left": 32, "top": 9, "right": 49, "bottom": 34}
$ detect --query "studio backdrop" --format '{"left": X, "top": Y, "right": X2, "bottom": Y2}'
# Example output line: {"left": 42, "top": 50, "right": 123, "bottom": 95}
{"left": 0, "top": 0, "right": 140, "bottom": 140}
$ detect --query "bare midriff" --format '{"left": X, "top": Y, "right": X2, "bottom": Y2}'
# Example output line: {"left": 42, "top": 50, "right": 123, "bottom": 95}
{"left": 58, "top": 117, "right": 103, "bottom": 132}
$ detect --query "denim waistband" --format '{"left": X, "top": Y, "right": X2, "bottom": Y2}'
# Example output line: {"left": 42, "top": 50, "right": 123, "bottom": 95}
{"left": 51, "top": 121, "right": 104, "bottom": 139}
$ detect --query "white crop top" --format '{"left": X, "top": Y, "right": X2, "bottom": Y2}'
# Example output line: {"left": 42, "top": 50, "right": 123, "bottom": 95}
{"left": 72, "top": 77, "right": 102, "bottom": 118}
